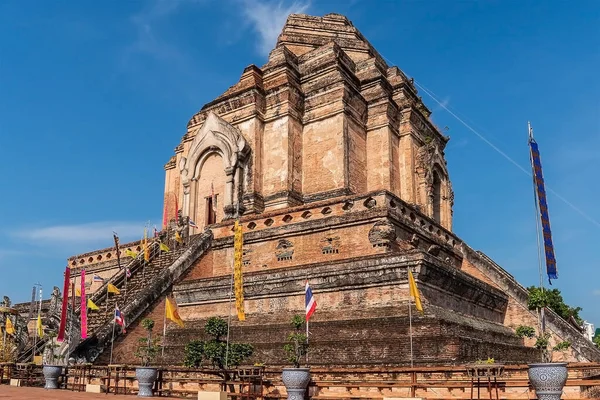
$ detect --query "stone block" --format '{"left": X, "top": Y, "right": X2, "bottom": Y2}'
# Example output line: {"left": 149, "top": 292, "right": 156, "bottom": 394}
{"left": 198, "top": 391, "right": 227, "bottom": 400}
{"left": 383, "top": 398, "right": 423, "bottom": 400}
{"left": 86, "top": 384, "right": 105, "bottom": 393}
{"left": 9, "top": 379, "right": 21, "bottom": 386}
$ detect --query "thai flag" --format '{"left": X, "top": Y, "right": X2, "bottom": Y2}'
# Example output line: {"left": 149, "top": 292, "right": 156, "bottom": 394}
{"left": 126, "top": 268, "right": 132, "bottom": 279}
{"left": 115, "top": 306, "right": 126, "bottom": 333}
{"left": 93, "top": 275, "right": 104, "bottom": 283}
{"left": 305, "top": 281, "right": 317, "bottom": 321}
{"left": 153, "top": 226, "right": 159, "bottom": 237}
{"left": 189, "top": 219, "right": 198, "bottom": 229}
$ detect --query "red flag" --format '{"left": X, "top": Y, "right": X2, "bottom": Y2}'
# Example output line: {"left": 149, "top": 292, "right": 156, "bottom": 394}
{"left": 80, "top": 269, "right": 87, "bottom": 339}
{"left": 57, "top": 266, "right": 70, "bottom": 342}
{"left": 162, "top": 194, "right": 168, "bottom": 229}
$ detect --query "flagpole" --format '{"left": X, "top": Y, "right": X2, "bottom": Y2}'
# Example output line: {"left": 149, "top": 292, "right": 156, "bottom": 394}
{"left": 528, "top": 122, "right": 546, "bottom": 335}
{"left": 67, "top": 280, "right": 74, "bottom": 361}
{"left": 32, "top": 284, "right": 42, "bottom": 362}
{"left": 109, "top": 307, "right": 116, "bottom": 365}
{"left": 162, "top": 299, "right": 167, "bottom": 358}
{"left": 408, "top": 268, "right": 414, "bottom": 368}
{"left": 3, "top": 322, "right": 7, "bottom": 360}
{"left": 306, "top": 318, "right": 309, "bottom": 367}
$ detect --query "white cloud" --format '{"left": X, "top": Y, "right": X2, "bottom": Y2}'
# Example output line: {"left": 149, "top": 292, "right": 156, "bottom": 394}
{"left": 13, "top": 222, "right": 152, "bottom": 243}
{"left": 593, "top": 289, "right": 600, "bottom": 296}
{"left": 241, "top": 0, "right": 311, "bottom": 56}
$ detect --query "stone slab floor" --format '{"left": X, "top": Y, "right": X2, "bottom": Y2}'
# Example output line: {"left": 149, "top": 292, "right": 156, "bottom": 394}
{"left": 0, "top": 386, "right": 177, "bottom": 399}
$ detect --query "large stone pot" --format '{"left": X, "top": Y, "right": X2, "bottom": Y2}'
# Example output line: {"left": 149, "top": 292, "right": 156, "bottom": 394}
{"left": 528, "top": 363, "right": 568, "bottom": 400}
{"left": 42, "top": 365, "right": 63, "bottom": 389}
{"left": 135, "top": 367, "right": 158, "bottom": 397}
{"left": 282, "top": 368, "right": 310, "bottom": 400}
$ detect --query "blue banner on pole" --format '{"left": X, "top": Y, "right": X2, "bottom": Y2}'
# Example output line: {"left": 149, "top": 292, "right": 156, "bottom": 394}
{"left": 529, "top": 140, "right": 558, "bottom": 283}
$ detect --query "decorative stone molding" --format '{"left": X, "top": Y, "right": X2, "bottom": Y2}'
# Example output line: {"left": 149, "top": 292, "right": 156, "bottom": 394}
{"left": 179, "top": 112, "right": 250, "bottom": 220}
{"left": 368, "top": 220, "right": 397, "bottom": 248}
{"left": 321, "top": 236, "right": 340, "bottom": 254}
{"left": 275, "top": 239, "right": 294, "bottom": 261}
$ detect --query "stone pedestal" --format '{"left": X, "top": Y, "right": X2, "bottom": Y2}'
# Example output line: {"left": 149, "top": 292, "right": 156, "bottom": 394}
{"left": 198, "top": 391, "right": 227, "bottom": 400}
{"left": 86, "top": 384, "right": 105, "bottom": 393}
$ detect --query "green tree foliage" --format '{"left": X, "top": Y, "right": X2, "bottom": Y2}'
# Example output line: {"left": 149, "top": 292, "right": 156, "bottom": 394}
{"left": 515, "top": 325, "right": 536, "bottom": 338}
{"left": 527, "top": 286, "right": 583, "bottom": 325}
{"left": 283, "top": 314, "right": 308, "bottom": 368}
{"left": 135, "top": 318, "right": 161, "bottom": 367}
{"left": 593, "top": 331, "right": 600, "bottom": 349}
{"left": 183, "top": 340, "right": 204, "bottom": 368}
{"left": 182, "top": 317, "right": 253, "bottom": 372}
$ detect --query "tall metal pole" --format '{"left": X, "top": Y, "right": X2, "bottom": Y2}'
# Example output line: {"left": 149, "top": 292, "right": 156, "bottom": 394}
{"left": 529, "top": 122, "right": 546, "bottom": 334}
{"left": 31, "top": 284, "right": 42, "bottom": 362}
{"left": 2, "top": 321, "right": 7, "bottom": 360}
{"left": 306, "top": 318, "right": 309, "bottom": 367}
{"left": 109, "top": 308, "right": 116, "bottom": 365}
{"left": 162, "top": 298, "right": 167, "bottom": 358}
{"left": 408, "top": 272, "right": 414, "bottom": 368}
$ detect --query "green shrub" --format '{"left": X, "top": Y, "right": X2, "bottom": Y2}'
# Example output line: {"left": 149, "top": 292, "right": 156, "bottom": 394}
{"left": 515, "top": 325, "right": 536, "bottom": 339}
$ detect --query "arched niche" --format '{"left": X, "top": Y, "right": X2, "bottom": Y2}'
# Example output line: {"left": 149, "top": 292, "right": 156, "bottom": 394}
{"left": 179, "top": 112, "right": 250, "bottom": 223}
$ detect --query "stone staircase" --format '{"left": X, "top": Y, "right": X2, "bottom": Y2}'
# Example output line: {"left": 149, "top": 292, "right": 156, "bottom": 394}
{"left": 86, "top": 245, "right": 188, "bottom": 333}
{"left": 71, "top": 230, "right": 213, "bottom": 363}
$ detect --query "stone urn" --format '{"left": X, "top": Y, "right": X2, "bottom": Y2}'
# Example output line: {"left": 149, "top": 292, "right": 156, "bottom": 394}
{"left": 282, "top": 368, "right": 310, "bottom": 400}
{"left": 42, "top": 365, "right": 63, "bottom": 389}
{"left": 528, "top": 363, "right": 568, "bottom": 400}
{"left": 135, "top": 367, "right": 158, "bottom": 397}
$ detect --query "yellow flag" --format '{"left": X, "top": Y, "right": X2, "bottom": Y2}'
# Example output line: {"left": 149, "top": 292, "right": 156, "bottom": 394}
{"left": 87, "top": 299, "right": 100, "bottom": 311}
{"left": 5, "top": 317, "right": 15, "bottom": 335}
{"left": 159, "top": 242, "right": 170, "bottom": 252}
{"left": 125, "top": 249, "right": 137, "bottom": 259}
{"left": 107, "top": 283, "right": 120, "bottom": 295}
{"left": 36, "top": 314, "right": 43, "bottom": 338}
{"left": 408, "top": 269, "right": 423, "bottom": 313}
{"left": 144, "top": 228, "right": 149, "bottom": 261}
{"left": 165, "top": 297, "right": 184, "bottom": 328}
{"left": 233, "top": 220, "right": 245, "bottom": 321}
{"left": 175, "top": 231, "right": 183, "bottom": 243}
{"left": 76, "top": 287, "right": 81, "bottom": 297}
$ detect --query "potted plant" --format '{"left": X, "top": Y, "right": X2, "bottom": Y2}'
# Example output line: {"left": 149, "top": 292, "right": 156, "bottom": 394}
{"left": 516, "top": 324, "right": 571, "bottom": 400}
{"left": 42, "top": 332, "right": 64, "bottom": 390}
{"left": 134, "top": 318, "right": 161, "bottom": 397}
{"left": 282, "top": 315, "right": 310, "bottom": 400}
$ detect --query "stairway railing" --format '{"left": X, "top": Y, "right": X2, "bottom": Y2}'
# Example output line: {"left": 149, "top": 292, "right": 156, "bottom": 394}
{"left": 72, "top": 230, "right": 212, "bottom": 363}
{"left": 80, "top": 241, "right": 162, "bottom": 314}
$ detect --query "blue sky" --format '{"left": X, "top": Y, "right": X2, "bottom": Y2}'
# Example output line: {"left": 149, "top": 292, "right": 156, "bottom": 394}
{"left": 1, "top": 1, "right": 598, "bottom": 326}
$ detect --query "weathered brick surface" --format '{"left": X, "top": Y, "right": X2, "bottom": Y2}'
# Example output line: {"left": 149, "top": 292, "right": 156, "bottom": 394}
{"left": 60, "top": 13, "right": 600, "bottom": 369}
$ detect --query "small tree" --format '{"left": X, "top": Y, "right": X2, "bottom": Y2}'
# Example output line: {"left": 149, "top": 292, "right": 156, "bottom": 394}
{"left": 135, "top": 318, "right": 161, "bottom": 367}
{"left": 283, "top": 315, "right": 308, "bottom": 368}
{"left": 44, "top": 332, "right": 61, "bottom": 365}
{"left": 184, "top": 340, "right": 204, "bottom": 368}
{"left": 516, "top": 325, "right": 571, "bottom": 363}
{"left": 527, "top": 286, "right": 583, "bottom": 325}
{"left": 182, "top": 317, "right": 254, "bottom": 374}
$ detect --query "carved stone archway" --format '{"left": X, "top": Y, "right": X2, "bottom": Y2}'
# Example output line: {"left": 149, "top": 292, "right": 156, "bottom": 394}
{"left": 179, "top": 112, "right": 250, "bottom": 221}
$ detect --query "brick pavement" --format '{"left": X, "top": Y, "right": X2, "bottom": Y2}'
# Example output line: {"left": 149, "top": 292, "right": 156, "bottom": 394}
{"left": 0, "top": 386, "right": 177, "bottom": 399}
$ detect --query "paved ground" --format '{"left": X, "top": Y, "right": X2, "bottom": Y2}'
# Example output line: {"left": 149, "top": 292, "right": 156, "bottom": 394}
{"left": 0, "top": 386, "right": 169, "bottom": 399}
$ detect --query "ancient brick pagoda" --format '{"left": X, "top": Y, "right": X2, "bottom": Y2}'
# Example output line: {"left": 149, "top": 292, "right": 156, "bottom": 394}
{"left": 46, "top": 13, "right": 599, "bottom": 367}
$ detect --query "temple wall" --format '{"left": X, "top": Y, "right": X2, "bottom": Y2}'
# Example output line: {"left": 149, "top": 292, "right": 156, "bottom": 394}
{"left": 302, "top": 113, "right": 345, "bottom": 195}
{"left": 346, "top": 115, "right": 367, "bottom": 195}
{"left": 460, "top": 247, "right": 600, "bottom": 362}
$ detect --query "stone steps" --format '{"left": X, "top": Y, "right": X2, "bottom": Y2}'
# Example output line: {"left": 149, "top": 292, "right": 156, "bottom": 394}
{"left": 86, "top": 247, "right": 187, "bottom": 334}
